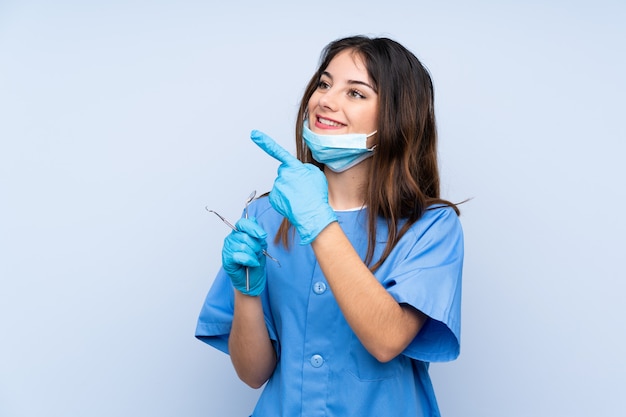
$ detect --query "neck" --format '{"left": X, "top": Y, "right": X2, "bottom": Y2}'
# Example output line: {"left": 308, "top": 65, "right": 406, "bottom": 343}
{"left": 326, "top": 160, "right": 370, "bottom": 210}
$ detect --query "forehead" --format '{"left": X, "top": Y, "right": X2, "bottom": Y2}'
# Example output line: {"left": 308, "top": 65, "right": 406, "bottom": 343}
{"left": 323, "top": 50, "right": 370, "bottom": 81}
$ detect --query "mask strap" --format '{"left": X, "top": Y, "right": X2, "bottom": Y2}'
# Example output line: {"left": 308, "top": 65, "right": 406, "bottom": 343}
{"left": 366, "top": 131, "right": 378, "bottom": 151}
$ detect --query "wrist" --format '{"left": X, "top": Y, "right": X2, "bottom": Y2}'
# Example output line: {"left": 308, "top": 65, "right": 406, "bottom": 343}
{"left": 234, "top": 288, "right": 264, "bottom": 300}
{"left": 298, "top": 206, "right": 337, "bottom": 245}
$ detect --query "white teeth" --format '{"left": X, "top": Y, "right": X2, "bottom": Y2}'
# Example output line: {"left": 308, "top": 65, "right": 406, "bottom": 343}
{"left": 318, "top": 117, "right": 343, "bottom": 127}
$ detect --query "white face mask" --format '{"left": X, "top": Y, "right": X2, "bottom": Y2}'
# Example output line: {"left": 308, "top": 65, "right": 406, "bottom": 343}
{"left": 302, "top": 120, "right": 377, "bottom": 173}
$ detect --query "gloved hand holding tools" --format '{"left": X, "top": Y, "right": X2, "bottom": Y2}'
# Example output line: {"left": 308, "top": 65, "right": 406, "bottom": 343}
{"left": 221, "top": 218, "right": 268, "bottom": 296}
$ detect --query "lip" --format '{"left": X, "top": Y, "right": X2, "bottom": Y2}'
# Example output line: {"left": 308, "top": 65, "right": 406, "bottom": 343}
{"left": 314, "top": 115, "right": 346, "bottom": 130}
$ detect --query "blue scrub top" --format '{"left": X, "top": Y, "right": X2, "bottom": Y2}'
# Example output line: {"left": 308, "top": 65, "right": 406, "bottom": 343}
{"left": 196, "top": 197, "right": 463, "bottom": 417}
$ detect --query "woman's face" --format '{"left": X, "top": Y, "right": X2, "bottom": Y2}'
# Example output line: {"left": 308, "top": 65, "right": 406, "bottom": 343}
{"left": 307, "top": 50, "right": 379, "bottom": 140}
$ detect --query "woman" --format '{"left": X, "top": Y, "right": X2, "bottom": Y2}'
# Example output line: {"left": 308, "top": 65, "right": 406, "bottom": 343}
{"left": 196, "top": 35, "right": 464, "bottom": 417}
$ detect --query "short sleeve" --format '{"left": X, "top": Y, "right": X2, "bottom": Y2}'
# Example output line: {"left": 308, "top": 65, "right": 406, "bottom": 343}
{"left": 195, "top": 268, "right": 236, "bottom": 354}
{"left": 195, "top": 268, "right": 279, "bottom": 356}
{"left": 382, "top": 207, "right": 464, "bottom": 362}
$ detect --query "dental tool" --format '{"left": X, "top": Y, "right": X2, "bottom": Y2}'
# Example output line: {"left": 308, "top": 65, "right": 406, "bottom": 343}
{"left": 206, "top": 192, "right": 281, "bottom": 273}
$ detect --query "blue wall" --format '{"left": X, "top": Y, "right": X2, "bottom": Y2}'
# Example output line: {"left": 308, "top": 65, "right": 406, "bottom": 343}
{"left": 1, "top": 1, "right": 624, "bottom": 416}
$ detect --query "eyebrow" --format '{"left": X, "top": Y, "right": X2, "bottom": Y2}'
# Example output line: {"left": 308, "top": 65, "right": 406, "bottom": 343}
{"left": 321, "top": 71, "right": 377, "bottom": 92}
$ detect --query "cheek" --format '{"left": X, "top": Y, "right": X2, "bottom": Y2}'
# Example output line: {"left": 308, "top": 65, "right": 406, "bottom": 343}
{"left": 361, "top": 107, "right": 379, "bottom": 130}
{"left": 365, "top": 109, "right": 379, "bottom": 147}
{"left": 307, "top": 92, "right": 321, "bottom": 114}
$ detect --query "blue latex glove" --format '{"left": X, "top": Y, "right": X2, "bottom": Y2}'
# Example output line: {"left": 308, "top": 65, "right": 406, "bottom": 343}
{"left": 250, "top": 130, "right": 337, "bottom": 245}
{"left": 222, "top": 217, "right": 268, "bottom": 296}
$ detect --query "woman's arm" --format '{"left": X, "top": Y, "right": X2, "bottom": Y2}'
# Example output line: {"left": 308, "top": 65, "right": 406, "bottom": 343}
{"left": 249, "top": 133, "right": 426, "bottom": 361}
{"left": 228, "top": 290, "right": 277, "bottom": 388}
{"left": 312, "top": 222, "right": 427, "bottom": 362}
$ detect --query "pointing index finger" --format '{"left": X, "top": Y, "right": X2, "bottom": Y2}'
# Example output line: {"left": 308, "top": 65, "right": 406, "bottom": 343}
{"left": 250, "top": 130, "right": 300, "bottom": 166}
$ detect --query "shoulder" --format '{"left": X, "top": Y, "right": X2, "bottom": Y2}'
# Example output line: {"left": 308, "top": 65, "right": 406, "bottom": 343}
{"left": 247, "top": 194, "right": 273, "bottom": 217}
{"left": 409, "top": 205, "right": 463, "bottom": 240}
{"left": 392, "top": 205, "right": 464, "bottom": 264}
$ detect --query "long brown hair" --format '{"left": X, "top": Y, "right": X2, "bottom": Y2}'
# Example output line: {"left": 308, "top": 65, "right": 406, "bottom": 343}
{"left": 276, "top": 35, "right": 459, "bottom": 271}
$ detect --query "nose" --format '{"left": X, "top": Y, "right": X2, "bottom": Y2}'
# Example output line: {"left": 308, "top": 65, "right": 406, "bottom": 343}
{"left": 318, "top": 89, "right": 338, "bottom": 111}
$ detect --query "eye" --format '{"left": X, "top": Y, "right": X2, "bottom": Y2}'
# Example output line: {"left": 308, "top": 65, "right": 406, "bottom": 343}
{"left": 348, "top": 89, "right": 366, "bottom": 99}
{"left": 317, "top": 80, "right": 331, "bottom": 90}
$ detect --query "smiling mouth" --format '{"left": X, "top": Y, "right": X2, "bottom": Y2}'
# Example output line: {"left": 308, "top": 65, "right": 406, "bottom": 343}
{"left": 317, "top": 116, "right": 345, "bottom": 128}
